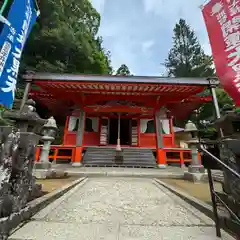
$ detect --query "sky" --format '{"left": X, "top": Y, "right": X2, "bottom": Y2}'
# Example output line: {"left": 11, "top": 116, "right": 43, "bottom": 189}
{"left": 91, "top": 0, "right": 211, "bottom": 76}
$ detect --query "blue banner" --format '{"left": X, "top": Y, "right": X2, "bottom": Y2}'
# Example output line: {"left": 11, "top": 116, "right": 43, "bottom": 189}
{"left": 0, "top": 0, "right": 39, "bottom": 108}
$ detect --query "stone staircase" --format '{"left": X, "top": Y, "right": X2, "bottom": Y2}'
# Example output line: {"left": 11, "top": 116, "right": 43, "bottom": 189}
{"left": 82, "top": 147, "right": 157, "bottom": 168}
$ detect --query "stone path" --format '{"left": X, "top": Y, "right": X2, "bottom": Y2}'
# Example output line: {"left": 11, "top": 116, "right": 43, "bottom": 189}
{"left": 10, "top": 178, "right": 233, "bottom": 240}
{"left": 53, "top": 165, "right": 186, "bottom": 178}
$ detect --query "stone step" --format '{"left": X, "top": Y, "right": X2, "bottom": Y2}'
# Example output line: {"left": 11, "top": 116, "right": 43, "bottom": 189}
{"left": 83, "top": 164, "right": 156, "bottom": 168}
{"left": 83, "top": 162, "right": 157, "bottom": 167}
{"left": 83, "top": 159, "right": 156, "bottom": 163}
{"left": 82, "top": 147, "right": 157, "bottom": 168}
{"left": 85, "top": 154, "right": 116, "bottom": 157}
{"left": 83, "top": 156, "right": 156, "bottom": 161}
{"left": 83, "top": 159, "right": 156, "bottom": 164}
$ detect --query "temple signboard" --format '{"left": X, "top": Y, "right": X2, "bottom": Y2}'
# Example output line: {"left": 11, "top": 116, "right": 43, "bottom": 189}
{"left": 202, "top": 0, "right": 240, "bottom": 106}
{"left": 0, "top": 0, "right": 39, "bottom": 108}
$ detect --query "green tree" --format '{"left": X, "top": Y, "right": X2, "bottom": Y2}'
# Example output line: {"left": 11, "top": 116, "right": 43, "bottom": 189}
{"left": 20, "top": 0, "right": 112, "bottom": 75}
{"left": 116, "top": 64, "right": 131, "bottom": 76}
{"left": 165, "top": 19, "right": 214, "bottom": 78}
{"left": 165, "top": 19, "right": 233, "bottom": 135}
{"left": 11, "top": 0, "right": 113, "bottom": 138}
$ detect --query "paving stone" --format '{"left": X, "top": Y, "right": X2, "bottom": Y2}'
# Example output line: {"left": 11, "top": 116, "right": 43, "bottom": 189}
{"left": 119, "top": 225, "right": 233, "bottom": 240}
{"left": 9, "top": 221, "right": 117, "bottom": 240}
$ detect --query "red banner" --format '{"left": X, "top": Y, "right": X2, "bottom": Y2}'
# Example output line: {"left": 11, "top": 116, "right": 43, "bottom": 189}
{"left": 202, "top": 0, "right": 240, "bottom": 106}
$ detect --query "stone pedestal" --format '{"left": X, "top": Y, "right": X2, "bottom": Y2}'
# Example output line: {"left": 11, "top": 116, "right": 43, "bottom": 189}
{"left": 33, "top": 162, "right": 53, "bottom": 179}
{"left": 184, "top": 171, "right": 208, "bottom": 183}
{"left": 34, "top": 160, "right": 68, "bottom": 179}
{"left": 72, "top": 162, "right": 82, "bottom": 167}
{"left": 188, "top": 165, "right": 205, "bottom": 173}
{"left": 33, "top": 168, "right": 68, "bottom": 179}
{"left": 184, "top": 166, "right": 207, "bottom": 183}
{"left": 158, "top": 164, "right": 167, "bottom": 169}
{"left": 184, "top": 155, "right": 207, "bottom": 183}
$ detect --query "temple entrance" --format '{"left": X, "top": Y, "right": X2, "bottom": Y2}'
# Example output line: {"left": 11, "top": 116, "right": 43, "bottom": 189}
{"left": 109, "top": 118, "right": 131, "bottom": 145}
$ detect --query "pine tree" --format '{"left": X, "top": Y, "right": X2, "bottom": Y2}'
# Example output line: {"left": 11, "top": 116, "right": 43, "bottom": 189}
{"left": 165, "top": 19, "right": 233, "bottom": 136}
{"left": 116, "top": 64, "right": 131, "bottom": 76}
{"left": 165, "top": 19, "right": 214, "bottom": 77}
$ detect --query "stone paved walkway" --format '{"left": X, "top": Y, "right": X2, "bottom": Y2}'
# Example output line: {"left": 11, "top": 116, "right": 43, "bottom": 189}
{"left": 53, "top": 165, "right": 186, "bottom": 178}
{"left": 10, "top": 178, "right": 233, "bottom": 240}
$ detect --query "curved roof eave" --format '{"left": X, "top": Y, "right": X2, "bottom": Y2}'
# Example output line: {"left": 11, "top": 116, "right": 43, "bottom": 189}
{"left": 23, "top": 72, "right": 219, "bottom": 86}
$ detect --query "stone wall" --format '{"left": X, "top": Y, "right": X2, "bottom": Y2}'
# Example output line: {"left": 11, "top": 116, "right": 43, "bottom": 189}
{"left": 0, "top": 100, "right": 45, "bottom": 239}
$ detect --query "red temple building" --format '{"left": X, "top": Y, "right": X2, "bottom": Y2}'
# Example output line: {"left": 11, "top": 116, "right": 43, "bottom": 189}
{"left": 23, "top": 72, "right": 217, "bottom": 168}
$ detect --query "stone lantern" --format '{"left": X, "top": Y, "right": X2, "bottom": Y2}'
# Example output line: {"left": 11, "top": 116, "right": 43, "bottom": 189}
{"left": 184, "top": 120, "right": 206, "bottom": 182}
{"left": 213, "top": 106, "right": 240, "bottom": 234}
{"left": 34, "top": 117, "right": 67, "bottom": 179}
{"left": 34, "top": 117, "right": 59, "bottom": 179}
{"left": 39, "top": 117, "right": 58, "bottom": 166}
{"left": 214, "top": 106, "right": 240, "bottom": 202}
{"left": 0, "top": 99, "right": 45, "bottom": 221}
{"left": 2, "top": 99, "right": 46, "bottom": 132}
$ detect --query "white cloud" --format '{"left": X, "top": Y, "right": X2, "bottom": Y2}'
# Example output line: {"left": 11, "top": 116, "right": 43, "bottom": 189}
{"left": 91, "top": 0, "right": 214, "bottom": 76}
{"left": 202, "top": 42, "right": 212, "bottom": 56}
{"left": 109, "top": 38, "right": 138, "bottom": 73}
{"left": 142, "top": 40, "right": 154, "bottom": 54}
{"left": 143, "top": 0, "right": 162, "bottom": 14}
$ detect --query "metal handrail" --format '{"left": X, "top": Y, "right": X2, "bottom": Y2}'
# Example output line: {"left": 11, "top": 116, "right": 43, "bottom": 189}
{"left": 200, "top": 146, "right": 240, "bottom": 179}
{"left": 213, "top": 191, "right": 240, "bottom": 223}
{"left": 199, "top": 145, "right": 240, "bottom": 238}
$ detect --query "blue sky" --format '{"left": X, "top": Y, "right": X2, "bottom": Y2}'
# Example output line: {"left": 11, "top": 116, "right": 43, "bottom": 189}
{"left": 91, "top": 0, "right": 211, "bottom": 76}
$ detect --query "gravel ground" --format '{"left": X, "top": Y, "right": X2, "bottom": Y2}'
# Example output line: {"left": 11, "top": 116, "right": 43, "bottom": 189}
{"left": 10, "top": 177, "right": 233, "bottom": 240}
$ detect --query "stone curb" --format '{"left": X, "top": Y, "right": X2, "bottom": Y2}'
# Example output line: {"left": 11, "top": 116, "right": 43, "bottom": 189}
{"left": 154, "top": 179, "right": 214, "bottom": 219}
{"left": 0, "top": 177, "right": 86, "bottom": 238}
{"left": 154, "top": 179, "right": 237, "bottom": 239}
{"left": 66, "top": 170, "right": 184, "bottom": 179}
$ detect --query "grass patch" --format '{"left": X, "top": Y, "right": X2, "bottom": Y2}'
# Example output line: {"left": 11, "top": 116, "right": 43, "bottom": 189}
{"left": 161, "top": 179, "right": 223, "bottom": 205}
{"left": 36, "top": 177, "right": 79, "bottom": 194}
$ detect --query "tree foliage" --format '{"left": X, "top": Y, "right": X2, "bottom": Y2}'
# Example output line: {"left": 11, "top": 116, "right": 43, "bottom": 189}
{"left": 115, "top": 64, "right": 131, "bottom": 76}
{"left": 20, "top": 0, "right": 112, "bottom": 75}
{"left": 165, "top": 19, "right": 214, "bottom": 78}
{"left": 165, "top": 19, "right": 233, "bottom": 134}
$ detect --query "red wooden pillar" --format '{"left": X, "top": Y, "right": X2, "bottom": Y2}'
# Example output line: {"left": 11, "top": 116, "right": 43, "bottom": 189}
{"left": 156, "top": 149, "right": 166, "bottom": 166}
{"left": 35, "top": 147, "right": 41, "bottom": 162}
{"left": 98, "top": 117, "right": 101, "bottom": 145}
{"left": 180, "top": 151, "right": 185, "bottom": 168}
{"left": 73, "top": 146, "right": 83, "bottom": 164}
{"left": 72, "top": 110, "right": 85, "bottom": 166}
{"left": 137, "top": 118, "right": 140, "bottom": 147}
{"left": 155, "top": 110, "right": 167, "bottom": 168}
{"left": 169, "top": 116, "right": 175, "bottom": 147}
{"left": 63, "top": 116, "right": 69, "bottom": 145}
{"left": 198, "top": 152, "right": 202, "bottom": 165}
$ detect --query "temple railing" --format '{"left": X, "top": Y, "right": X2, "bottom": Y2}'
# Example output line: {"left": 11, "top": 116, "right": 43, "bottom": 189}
{"left": 199, "top": 143, "right": 240, "bottom": 238}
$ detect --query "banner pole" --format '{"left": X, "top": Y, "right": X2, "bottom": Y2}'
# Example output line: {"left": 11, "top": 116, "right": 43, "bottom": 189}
{"left": 0, "top": 0, "right": 9, "bottom": 15}
{"left": 199, "top": 0, "right": 210, "bottom": 9}
{"left": 0, "top": 15, "right": 10, "bottom": 25}
{"left": 0, "top": 0, "right": 11, "bottom": 26}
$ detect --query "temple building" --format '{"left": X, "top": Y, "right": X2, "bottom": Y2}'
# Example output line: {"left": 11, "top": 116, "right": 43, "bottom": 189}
{"left": 23, "top": 72, "right": 218, "bottom": 168}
